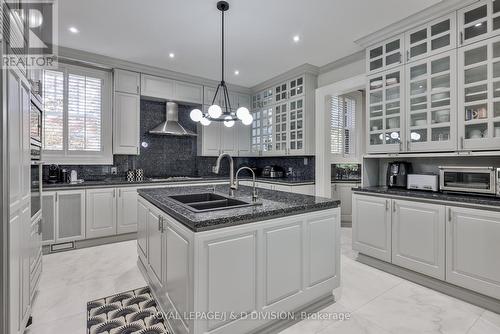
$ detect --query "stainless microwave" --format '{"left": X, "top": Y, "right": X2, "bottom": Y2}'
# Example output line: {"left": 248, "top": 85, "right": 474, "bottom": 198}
{"left": 439, "top": 166, "right": 497, "bottom": 196}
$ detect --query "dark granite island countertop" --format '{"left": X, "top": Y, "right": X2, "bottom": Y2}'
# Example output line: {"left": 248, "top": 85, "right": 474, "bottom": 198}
{"left": 353, "top": 186, "right": 500, "bottom": 207}
{"left": 138, "top": 184, "right": 339, "bottom": 232}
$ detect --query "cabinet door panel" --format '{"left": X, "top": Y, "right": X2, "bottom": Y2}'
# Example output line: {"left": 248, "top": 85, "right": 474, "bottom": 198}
{"left": 165, "top": 222, "right": 190, "bottom": 322}
{"left": 147, "top": 209, "right": 163, "bottom": 288}
{"left": 352, "top": 194, "right": 391, "bottom": 261}
{"left": 114, "top": 69, "right": 140, "bottom": 94}
{"left": 366, "top": 35, "right": 404, "bottom": 75}
{"left": 141, "top": 74, "right": 174, "bottom": 100}
{"left": 137, "top": 198, "right": 148, "bottom": 260}
{"left": 446, "top": 207, "right": 500, "bottom": 299}
{"left": 41, "top": 192, "right": 56, "bottom": 244}
{"left": 57, "top": 191, "right": 85, "bottom": 242}
{"left": 8, "top": 70, "right": 21, "bottom": 210}
{"left": 113, "top": 92, "right": 140, "bottom": 155}
{"left": 458, "top": 0, "right": 500, "bottom": 46}
{"left": 205, "top": 233, "right": 256, "bottom": 330}
{"left": 174, "top": 81, "right": 203, "bottom": 104}
{"left": 86, "top": 188, "right": 117, "bottom": 239}
{"left": 264, "top": 224, "right": 302, "bottom": 305}
{"left": 199, "top": 117, "right": 220, "bottom": 156}
{"left": 117, "top": 187, "right": 138, "bottom": 234}
{"left": 458, "top": 35, "right": 500, "bottom": 150}
{"left": 236, "top": 122, "right": 251, "bottom": 156}
{"left": 392, "top": 200, "right": 445, "bottom": 279}
{"left": 307, "top": 214, "right": 338, "bottom": 287}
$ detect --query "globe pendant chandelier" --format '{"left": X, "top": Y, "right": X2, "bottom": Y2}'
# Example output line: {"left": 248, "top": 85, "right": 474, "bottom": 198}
{"left": 190, "top": 1, "right": 253, "bottom": 128}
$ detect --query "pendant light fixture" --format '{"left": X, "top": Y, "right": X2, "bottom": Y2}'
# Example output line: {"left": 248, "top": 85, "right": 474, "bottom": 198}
{"left": 190, "top": 1, "right": 253, "bottom": 127}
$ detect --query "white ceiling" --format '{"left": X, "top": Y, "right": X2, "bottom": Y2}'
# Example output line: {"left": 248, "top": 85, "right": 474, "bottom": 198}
{"left": 58, "top": 0, "right": 442, "bottom": 87}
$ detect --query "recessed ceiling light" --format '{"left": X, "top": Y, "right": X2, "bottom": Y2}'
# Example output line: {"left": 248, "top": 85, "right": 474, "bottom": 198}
{"left": 68, "top": 26, "right": 79, "bottom": 34}
{"left": 234, "top": 70, "right": 239, "bottom": 75}
{"left": 169, "top": 53, "right": 175, "bottom": 59}
{"left": 293, "top": 35, "right": 300, "bottom": 43}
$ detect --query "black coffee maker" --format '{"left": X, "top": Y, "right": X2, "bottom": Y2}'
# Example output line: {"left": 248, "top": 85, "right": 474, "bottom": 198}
{"left": 48, "top": 164, "right": 60, "bottom": 184}
{"left": 386, "top": 161, "right": 412, "bottom": 188}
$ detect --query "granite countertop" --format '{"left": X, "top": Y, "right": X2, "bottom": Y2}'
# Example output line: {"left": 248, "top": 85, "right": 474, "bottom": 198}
{"left": 138, "top": 184, "right": 339, "bottom": 232}
{"left": 353, "top": 186, "right": 500, "bottom": 207}
{"left": 42, "top": 176, "right": 315, "bottom": 190}
{"left": 331, "top": 179, "right": 362, "bottom": 183}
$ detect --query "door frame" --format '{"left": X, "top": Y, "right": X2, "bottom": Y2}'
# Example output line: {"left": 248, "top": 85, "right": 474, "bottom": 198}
{"left": 315, "top": 74, "right": 366, "bottom": 197}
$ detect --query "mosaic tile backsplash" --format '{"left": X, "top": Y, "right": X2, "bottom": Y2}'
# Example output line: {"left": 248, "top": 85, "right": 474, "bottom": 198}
{"left": 43, "top": 100, "right": 315, "bottom": 180}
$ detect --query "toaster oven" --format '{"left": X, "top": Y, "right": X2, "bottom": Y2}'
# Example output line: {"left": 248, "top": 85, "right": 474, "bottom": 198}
{"left": 439, "top": 166, "right": 497, "bottom": 196}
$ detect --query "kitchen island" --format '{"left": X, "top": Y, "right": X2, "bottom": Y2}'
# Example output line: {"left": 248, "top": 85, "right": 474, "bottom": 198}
{"left": 137, "top": 184, "right": 340, "bottom": 334}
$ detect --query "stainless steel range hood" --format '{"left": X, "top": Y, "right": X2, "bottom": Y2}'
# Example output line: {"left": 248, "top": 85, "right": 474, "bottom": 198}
{"left": 149, "top": 102, "right": 197, "bottom": 136}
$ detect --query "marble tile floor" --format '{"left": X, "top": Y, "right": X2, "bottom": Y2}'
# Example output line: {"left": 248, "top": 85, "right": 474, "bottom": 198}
{"left": 25, "top": 228, "right": 500, "bottom": 334}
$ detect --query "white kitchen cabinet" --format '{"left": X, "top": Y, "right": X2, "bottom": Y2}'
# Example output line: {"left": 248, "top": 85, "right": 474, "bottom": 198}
{"left": 174, "top": 81, "right": 203, "bottom": 104}
{"left": 113, "top": 91, "right": 140, "bottom": 155}
{"left": 446, "top": 206, "right": 500, "bottom": 299}
{"left": 366, "top": 66, "right": 405, "bottom": 153}
{"left": 41, "top": 193, "right": 56, "bottom": 245}
{"left": 197, "top": 105, "right": 250, "bottom": 157}
{"left": 147, "top": 205, "right": 165, "bottom": 289}
{"left": 458, "top": 35, "right": 500, "bottom": 150}
{"left": 117, "top": 187, "right": 138, "bottom": 234}
{"left": 141, "top": 74, "right": 175, "bottom": 100}
{"left": 114, "top": 69, "right": 140, "bottom": 94}
{"left": 331, "top": 182, "right": 360, "bottom": 222}
{"left": 366, "top": 35, "right": 404, "bottom": 75}
{"left": 56, "top": 190, "right": 86, "bottom": 242}
{"left": 203, "top": 86, "right": 243, "bottom": 108}
{"left": 251, "top": 74, "right": 316, "bottom": 156}
{"left": 137, "top": 197, "right": 149, "bottom": 262}
{"left": 392, "top": 199, "right": 445, "bottom": 279}
{"left": 42, "top": 190, "right": 86, "bottom": 245}
{"left": 405, "top": 50, "right": 457, "bottom": 152}
{"left": 289, "top": 184, "right": 315, "bottom": 195}
{"left": 458, "top": 0, "right": 500, "bottom": 46}
{"left": 86, "top": 188, "right": 117, "bottom": 239}
{"left": 352, "top": 194, "right": 392, "bottom": 261}
{"left": 235, "top": 93, "right": 251, "bottom": 109}
{"left": 405, "top": 13, "right": 456, "bottom": 63}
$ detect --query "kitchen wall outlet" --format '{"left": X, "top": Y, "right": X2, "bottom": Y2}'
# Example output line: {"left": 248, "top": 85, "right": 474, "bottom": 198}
{"left": 111, "top": 167, "right": 118, "bottom": 175}
{"left": 304, "top": 158, "right": 308, "bottom": 166}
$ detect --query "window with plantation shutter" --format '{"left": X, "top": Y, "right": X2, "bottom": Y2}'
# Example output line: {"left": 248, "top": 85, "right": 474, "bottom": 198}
{"left": 42, "top": 63, "right": 112, "bottom": 164}
{"left": 330, "top": 94, "right": 358, "bottom": 157}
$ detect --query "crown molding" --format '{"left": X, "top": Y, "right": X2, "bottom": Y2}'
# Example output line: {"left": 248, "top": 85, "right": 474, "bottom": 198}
{"left": 354, "top": 0, "right": 479, "bottom": 48}
{"left": 318, "top": 50, "right": 365, "bottom": 75}
{"left": 250, "top": 63, "right": 319, "bottom": 93}
{"left": 57, "top": 46, "right": 252, "bottom": 94}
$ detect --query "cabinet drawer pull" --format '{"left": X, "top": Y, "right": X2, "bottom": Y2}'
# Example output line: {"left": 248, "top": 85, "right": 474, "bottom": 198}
{"left": 448, "top": 207, "right": 452, "bottom": 222}
{"left": 385, "top": 200, "right": 389, "bottom": 211}
{"left": 460, "top": 32, "right": 464, "bottom": 45}
{"left": 158, "top": 216, "right": 162, "bottom": 231}
{"left": 393, "top": 202, "right": 396, "bottom": 213}
{"left": 406, "top": 50, "right": 410, "bottom": 62}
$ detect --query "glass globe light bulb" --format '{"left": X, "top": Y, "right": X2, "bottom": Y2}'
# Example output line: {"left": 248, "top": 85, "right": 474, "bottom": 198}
{"left": 200, "top": 117, "right": 211, "bottom": 126}
{"left": 190, "top": 108, "right": 203, "bottom": 122}
{"left": 236, "top": 107, "right": 250, "bottom": 120}
{"left": 242, "top": 113, "right": 254, "bottom": 126}
{"left": 208, "top": 104, "right": 222, "bottom": 119}
{"left": 224, "top": 115, "right": 235, "bottom": 128}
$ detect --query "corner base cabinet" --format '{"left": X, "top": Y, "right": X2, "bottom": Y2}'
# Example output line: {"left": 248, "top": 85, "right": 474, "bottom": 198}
{"left": 137, "top": 196, "right": 340, "bottom": 334}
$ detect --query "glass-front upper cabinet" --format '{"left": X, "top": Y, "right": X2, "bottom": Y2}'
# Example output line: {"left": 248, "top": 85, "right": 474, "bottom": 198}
{"left": 458, "top": 0, "right": 500, "bottom": 46}
{"left": 366, "top": 35, "right": 404, "bottom": 75}
{"left": 274, "top": 83, "right": 287, "bottom": 103}
{"left": 366, "top": 67, "right": 405, "bottom": 153}
{"left": 252, "top": 88, "right": 273, "bottom": 109}
{"left": 251, "top": 109, "right": 262, "bottom": 154}
{"left": 406, "top": 50, "right": 457, "bottom": 152}
{"left": 274, "top": 102, "right": 288, "bottom": 154}
{"left": 288, "top": 97, "right": 305, "bottom": 153}
{"left": 288, "top": 76, "right": 304, "bottom": 98}
{"left": 458, "top": 35, "right": 500, "bottom": 150}
{"left": 405, "top": 14, "right": 456, "bottom": 63}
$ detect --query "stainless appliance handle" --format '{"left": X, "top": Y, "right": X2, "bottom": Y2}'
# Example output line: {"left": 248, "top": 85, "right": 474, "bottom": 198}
{"left": 438, "top": 166, "right": 494, "bottom": 170}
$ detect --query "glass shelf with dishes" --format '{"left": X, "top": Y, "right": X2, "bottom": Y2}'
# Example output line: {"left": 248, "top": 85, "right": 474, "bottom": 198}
{"left": 405, "top": 50, "right": 456, "bottom": 151}
{"left": 367, "top": 67, "right": 404, "bottom": 153}
{"left": 459, "top": 35, "right": 500, "bottom": 150}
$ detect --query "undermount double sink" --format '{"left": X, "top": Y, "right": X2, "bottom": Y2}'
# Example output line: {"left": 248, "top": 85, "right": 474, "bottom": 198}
{"left": 168, "top": 193, "right": 260, "bottom": 212}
